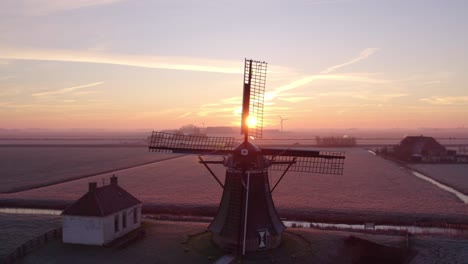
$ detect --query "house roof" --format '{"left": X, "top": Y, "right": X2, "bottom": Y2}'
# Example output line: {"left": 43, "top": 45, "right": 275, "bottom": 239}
{"left": 62, "top": 184, "right": 141, "bottom": 217}
{"left": 399, "top": 136, "right": 446, "bottom": 155}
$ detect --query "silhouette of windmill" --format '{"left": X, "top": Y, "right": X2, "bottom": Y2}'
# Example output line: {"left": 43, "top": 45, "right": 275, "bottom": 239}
{"left": 149, "top": 59, "right": 345, "bottom": 255}
{"left": 279, "top": 115, "right": 288, "bottom": 132}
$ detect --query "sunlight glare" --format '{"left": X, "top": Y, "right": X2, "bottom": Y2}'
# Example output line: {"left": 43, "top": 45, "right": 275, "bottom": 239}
{"left": 234, "top": 106, "right": 242, "bottom": 115}
{"left": 246, "top": 116, "right": 257, "bottom": 128}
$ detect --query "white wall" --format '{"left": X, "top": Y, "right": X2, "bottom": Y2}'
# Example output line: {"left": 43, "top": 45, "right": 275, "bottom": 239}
{"left": 102, "top": 204, "right": 142, "bottom": 244}
{"left": 62, "top": 216, "right": 104, "bottom": 245}
{"left": 63, "top": 204, "right": 142, "bottom": 246}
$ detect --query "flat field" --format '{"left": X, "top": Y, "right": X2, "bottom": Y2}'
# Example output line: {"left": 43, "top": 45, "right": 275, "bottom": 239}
{"left": 0, "top": 146, "right": 179, "bottom": 193}
{"left": 1, "top": 148, "right": 467, "bottom": 225}
{"left": 0, "top": 213, "right": 61, "bottom": 259}
{"left": 408, "top": 164, "right": 468, "bottom": 194}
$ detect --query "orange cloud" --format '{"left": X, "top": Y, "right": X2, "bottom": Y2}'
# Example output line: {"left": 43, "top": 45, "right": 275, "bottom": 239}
{"left": 0, "top": 46, "right": 244, "bottom": 74}
{"left": 420, "top": 96, "right": 468, "bottom": 105}
{"left": 1, "top": 0, "right": 126, "bottom": 16}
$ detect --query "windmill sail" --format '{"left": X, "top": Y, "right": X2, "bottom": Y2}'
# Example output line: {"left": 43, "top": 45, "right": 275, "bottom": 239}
{"left": 241, "top": 59, "right": 266, "bottom": 140}
{"left": 263, "top": 148, "right": 345, "bottom": 175}
{"left": 148, "top": 131, "right": 235, "bottom": 155}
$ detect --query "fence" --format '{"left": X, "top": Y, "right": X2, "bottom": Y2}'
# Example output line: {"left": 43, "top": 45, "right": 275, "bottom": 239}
{"left": 2, "top": 227, "right": 62, "bottom": 264}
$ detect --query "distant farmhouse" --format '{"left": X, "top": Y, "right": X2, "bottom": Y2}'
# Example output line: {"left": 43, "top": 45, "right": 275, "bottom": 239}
{"left": 392, "top": 135, "right": 468, "bottom": 163}
{"left": 62, "top": 175, "right": 142, "bottom": 246}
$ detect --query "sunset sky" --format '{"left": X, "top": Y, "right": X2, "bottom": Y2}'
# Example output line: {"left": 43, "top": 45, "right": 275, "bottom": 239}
{"left": 1, "top": 0, "right": 467, "bottom": 130}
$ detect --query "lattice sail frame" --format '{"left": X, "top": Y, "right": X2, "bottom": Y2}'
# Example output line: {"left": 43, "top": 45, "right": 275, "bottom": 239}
{"left": 148, "top": 58, "right": 345, "bottom": 175}
{"left": 149, "top": 132, "right": 344, "bottom": 174}
{"left": 266, "top": 150, "right": 345, "bottom": 175}
{"left": 149, "top": 131, "right": 235, "bottom": 155}
{"left": 242, "top": 59, "right": 266, "bottom": 139}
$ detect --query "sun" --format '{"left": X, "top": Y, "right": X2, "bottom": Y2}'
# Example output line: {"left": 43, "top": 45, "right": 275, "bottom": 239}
{"left": 246, "top": 116, "right": 257, "bottom": 128}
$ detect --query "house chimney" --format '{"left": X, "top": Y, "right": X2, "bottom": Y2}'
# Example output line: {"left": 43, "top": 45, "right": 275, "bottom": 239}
{"left": 110, "top": 175, "right": 118, "bottom": 185}
{"left": 89, "top": 182, "right": 97, "bottom": 192}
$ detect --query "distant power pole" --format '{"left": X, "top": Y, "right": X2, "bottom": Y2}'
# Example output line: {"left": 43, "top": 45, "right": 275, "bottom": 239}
{"left": 279, "top": 115, "right": 288, "bottom": 132}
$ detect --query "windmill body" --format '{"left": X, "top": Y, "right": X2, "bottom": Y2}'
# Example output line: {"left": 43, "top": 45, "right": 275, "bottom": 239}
{"left": 208, "top": 141, "right": 285, "bottom": 252}
{"left": 149, "top": 59, "right": 345, "bottom": 256}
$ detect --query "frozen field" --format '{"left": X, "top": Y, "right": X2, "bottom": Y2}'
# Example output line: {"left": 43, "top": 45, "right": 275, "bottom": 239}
{"left": 0, "top": 146, "right": 179, "bottom": 193}
{"left": 0, "top": 213, "right": 61, "bottom": 259}
{"left": 1, "top": 148, "right": 467, "bottom": 225}
{"left": 408, "top": 164, "right": 468, "bottom": 194}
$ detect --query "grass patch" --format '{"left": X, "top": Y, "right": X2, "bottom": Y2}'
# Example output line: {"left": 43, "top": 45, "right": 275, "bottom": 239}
{"left": 185, "top": 231, "right": 224, "bottom": 260}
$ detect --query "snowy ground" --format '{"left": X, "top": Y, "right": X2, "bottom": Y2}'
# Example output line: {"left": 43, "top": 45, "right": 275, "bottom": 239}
{"left": 14, "top": 219, "right": 468, "bottom": 264}
{"left": 1, "top": 147, "right": 468, "bottom": 263}
{"left": 0, "top": 146, "right": 179, "bottom": 193}
{"left": 0, "top": 213, "right": 61, "bottom": 260}
{"left": 408, "top": 164, "right": 468, "bottom": 194}
{"left": 1, "top": 148, "right": 467, "bottom": 225}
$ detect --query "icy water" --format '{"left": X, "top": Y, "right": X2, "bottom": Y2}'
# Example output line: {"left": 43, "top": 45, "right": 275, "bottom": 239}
{"left": 284, "top": 221, "right": 468, "bottom": 237}
{"left": 0, "top": 208, "right": 62, "bottom": 215}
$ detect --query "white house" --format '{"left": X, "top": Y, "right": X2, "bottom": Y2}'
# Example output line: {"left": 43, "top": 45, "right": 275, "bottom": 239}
{"left": 62, "top": 175, "right": 142, "bottom": 246}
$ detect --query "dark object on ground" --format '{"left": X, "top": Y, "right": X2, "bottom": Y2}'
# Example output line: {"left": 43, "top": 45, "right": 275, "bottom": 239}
{"left": 343, "top": 235, "right": 417, "bottom": 264}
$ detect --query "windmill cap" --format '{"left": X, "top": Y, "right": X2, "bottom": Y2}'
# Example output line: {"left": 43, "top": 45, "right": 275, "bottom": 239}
{"left": 233, "top": 141, "right": 262, "bottom": 157}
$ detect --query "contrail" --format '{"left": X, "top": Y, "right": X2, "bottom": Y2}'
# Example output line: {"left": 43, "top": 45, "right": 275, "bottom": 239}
{"left": 32, "top": 81, "right": 104, "bottom": 96}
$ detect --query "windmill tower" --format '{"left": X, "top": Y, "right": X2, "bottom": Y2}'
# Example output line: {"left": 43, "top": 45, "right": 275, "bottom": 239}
{"left": 149, "top": 59, "right": 345, "bottom": 255}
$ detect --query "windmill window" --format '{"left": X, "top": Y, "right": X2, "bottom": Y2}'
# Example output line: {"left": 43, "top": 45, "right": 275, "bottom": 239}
{"left": 114, "top": 215, "right": 119, "bottom": 232}
{"left": 122, "top": 211, "right": 127, "bottom": 229}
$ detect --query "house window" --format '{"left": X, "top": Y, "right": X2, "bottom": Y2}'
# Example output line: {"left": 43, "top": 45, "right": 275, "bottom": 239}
{"left": 122, "top": 211, "right": 127, "bottom": 229}
{"left": 133, "top": 208, "right": 137, "bottom": 224}
{"left": 114, "top": 215, "right": 119, "bottom": 232}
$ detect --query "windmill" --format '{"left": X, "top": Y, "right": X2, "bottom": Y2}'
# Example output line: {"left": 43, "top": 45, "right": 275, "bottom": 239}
{"left": 279, "top": 115, "right": 288, "bottom": 132}
{"left": 149, "top": 59, "right": 345, "bottom": 255}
